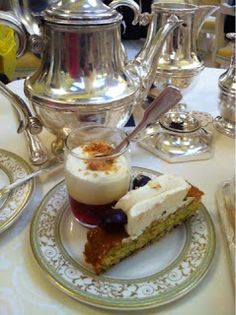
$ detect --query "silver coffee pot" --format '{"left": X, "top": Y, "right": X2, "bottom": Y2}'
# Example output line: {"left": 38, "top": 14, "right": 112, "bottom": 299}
{"left": 213, "top": 33, "right": 236, "bottom": 138}
{"left": 0, "top": 0, "right": 181, "bottom": 154}
{"left": 139, "top": 2, "right": 218, "bottom": 91}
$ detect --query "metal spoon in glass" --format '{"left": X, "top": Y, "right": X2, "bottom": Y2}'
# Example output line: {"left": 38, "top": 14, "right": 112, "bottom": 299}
{"left": 106, "top": 86, "right": 182, "bottom": 155}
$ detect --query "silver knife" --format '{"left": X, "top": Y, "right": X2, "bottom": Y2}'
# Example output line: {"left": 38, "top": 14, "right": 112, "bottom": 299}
{"left": 0, "top": 157, "right": 63, "bottom": 199}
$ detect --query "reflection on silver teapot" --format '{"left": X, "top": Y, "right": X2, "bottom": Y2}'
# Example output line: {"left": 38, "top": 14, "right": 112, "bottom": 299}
{"left": 139, "top": 2, "right": 218, "bottom": 91}
{"left": 0, "top": 0, "right": 182, "bottom": 154}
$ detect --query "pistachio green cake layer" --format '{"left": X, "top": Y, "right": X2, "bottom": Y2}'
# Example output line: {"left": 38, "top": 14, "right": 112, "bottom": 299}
{"left": 99, "top": 199, "right": 201, "bottom": 273}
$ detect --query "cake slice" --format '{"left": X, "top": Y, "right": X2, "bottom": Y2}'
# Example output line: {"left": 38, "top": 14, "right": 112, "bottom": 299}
{"left": 84, "top": 174, "right": 204, "bottom": 274}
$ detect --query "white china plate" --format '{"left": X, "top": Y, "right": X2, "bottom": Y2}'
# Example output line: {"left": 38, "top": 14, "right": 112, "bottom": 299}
{"left": 30, "top": 167, "right": 215, "bottom": 310}
{"left": 0, "top": 149, "right": 34, "bottom": 233}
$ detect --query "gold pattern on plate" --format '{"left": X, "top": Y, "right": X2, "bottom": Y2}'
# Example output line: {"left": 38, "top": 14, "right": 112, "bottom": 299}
{"left": 0, "top": 149, "right": 34, "bottom": 233}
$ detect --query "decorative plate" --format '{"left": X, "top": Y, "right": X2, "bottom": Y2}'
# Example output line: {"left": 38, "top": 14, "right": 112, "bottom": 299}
{"left": 30, "top": 167, "right": 215, "bottom": 310}
{"left": 0, "top": 149, "right": 34, "bottom": 233}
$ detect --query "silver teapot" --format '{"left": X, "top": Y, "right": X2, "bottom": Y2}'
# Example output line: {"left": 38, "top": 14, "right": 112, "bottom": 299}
{"left": 139, "top": 2, "right": 218, "bottom": 91}
{"left": 0, "top": 0, "right": 182, "bottom": 155}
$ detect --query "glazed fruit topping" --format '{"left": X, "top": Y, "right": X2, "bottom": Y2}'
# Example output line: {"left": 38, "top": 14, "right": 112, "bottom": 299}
{"left": 132, "top": 174, "right": 151, "bottom": 189}
{"left": 100, "top": 208, "right": 128, "bottom": 232}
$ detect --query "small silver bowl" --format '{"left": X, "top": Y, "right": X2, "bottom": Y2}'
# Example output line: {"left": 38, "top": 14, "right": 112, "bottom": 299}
{"left": 139, "top": 111, "right": 213, "bottom": 163}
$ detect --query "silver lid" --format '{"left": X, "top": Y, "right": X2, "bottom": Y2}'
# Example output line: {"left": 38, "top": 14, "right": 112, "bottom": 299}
{"left": 159, "top": 111, "right": 200, "bottom": 133}
{"left": 44, "top": 0, "right": 122, "bottom": 25}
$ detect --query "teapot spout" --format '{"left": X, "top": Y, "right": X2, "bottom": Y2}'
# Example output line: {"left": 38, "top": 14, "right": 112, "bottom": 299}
{"left": 127, "top": 15, "right": 182, "bottom": 99}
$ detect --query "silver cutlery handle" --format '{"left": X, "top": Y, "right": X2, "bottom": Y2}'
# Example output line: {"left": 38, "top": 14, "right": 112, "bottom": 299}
{"left": 0, "top": 169, "right": 42, "bottom": 199}
{"left": 24, "top": 130, "right": 49, "bottom": 165}
{"left": 0, "top": 159, "right": 63, "bottom": 199}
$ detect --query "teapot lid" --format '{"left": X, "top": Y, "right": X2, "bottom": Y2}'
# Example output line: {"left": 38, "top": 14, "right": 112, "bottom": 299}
{"left": 44, "top": 0, "right": 122, "bottom": 25}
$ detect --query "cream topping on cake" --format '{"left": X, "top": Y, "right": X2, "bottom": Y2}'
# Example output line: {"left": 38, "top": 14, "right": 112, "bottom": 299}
{"left": 65, "top": 142, "right": 130, "bottom": 205}
{"left": 114, "top": 174, "right": 191, "bottom": 236}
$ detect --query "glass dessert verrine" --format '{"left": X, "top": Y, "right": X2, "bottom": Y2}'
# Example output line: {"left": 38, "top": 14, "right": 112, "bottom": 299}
{"left": 64, "top": 125, "right": 131, "bottom": 228}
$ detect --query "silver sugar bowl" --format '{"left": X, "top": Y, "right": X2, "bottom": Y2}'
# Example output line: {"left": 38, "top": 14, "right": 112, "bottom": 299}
{"left": 139, "top": 110, "right": 213, "bottom": 162}
{"left": 213, "top": 33, "right": 236, "bottom": 138}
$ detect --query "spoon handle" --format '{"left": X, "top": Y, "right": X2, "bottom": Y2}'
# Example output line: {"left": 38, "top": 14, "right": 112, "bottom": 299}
{"left": 0, "top": 158, "right": 62, "bottom": 200}
{"left": 114, "top": 86, "right": 182, "bottom": 153}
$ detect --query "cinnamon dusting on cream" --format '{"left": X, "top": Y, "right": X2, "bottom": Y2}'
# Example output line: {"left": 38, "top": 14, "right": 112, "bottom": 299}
{"left": 83, "top": 140, "right": 117, "bottom": 172}
{"left": 84, "top": 140, "right": 113, "bottom": 156}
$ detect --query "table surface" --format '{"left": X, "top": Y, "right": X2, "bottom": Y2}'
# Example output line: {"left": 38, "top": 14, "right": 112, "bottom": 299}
{"left": 0, "top": 67, "right": 235, "bottom": 315}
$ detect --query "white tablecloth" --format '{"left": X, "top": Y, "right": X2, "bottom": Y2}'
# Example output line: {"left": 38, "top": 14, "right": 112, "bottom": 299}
{"left": 0, "top": 67, "right": 235, "bottom": 315}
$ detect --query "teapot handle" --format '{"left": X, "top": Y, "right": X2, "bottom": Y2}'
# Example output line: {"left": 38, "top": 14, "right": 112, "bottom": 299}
{"left": 0, "top": 11, "right": 28, "bottom": 57}
{"left": 0, "top": 81, "right": 42, "bottom": 135}
{"left": 109, "top": 0, "right": 140, "bottom": 25}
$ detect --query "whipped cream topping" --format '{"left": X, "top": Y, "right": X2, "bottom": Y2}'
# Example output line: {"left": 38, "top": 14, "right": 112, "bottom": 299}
{"left": 114, "top": 174, "right": 191, "bottom": 237}
{"left": 65, "top": 144, "right": 130, "bottom": 205}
